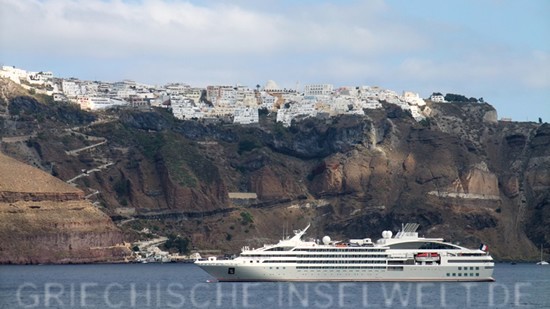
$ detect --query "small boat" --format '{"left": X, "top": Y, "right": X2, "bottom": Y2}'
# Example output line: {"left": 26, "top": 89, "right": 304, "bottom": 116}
{"left": 536, "top": 244, "right": 549, "bottom": 265}
{"left": 415, "top": 252, "right": 440, "bottom": 262}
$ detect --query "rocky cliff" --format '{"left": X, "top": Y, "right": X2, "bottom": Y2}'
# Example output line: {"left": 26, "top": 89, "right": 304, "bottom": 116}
{"left": 1, "top": 77, "right": 548, "bottom": 262}
{"left": 0, "top": 152, "right": 130, "bottom": 264}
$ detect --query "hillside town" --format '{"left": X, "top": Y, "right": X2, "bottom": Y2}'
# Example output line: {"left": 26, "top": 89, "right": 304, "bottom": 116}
{"left": 1, "top": 65, "right": 457, "bottom": 126}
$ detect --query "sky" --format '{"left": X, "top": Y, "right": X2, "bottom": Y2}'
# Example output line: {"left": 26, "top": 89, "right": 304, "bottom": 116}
{"left": 1, "top": 0, "right": 549, "bottom": 122}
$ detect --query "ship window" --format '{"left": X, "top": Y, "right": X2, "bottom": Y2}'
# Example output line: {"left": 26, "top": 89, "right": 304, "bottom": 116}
{"left": 470, "top": 273, "right": 473, "bottom": 277}
{"left": 475, "top": 267, "right": 479, "bottom": 270}
{"left": 458, "top": 267, "right": 462, "bottom": 270}
{"left": 458, "top": 273, "right": 462, "bottom": 276}
{"left": 266, "top": 247, "right": 292, "bottom": 251}
{"left": 388, "top": 241, "right": 460, "bottom": 250}
{"left": 446, "top": 273, "right": 450, "bottom": 276}
{"left": 476, "top": 273, "right": 479, "bottom": 276}
{"left": 228, "top": 268, "right": 235, "bottom": 275}
{"left": 452, "top": 273, "right": 456, "bottom": 276}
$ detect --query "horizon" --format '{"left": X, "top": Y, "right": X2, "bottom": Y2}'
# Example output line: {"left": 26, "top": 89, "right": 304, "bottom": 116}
{"left": 1, "top": 0, "right": 548, "bottom": 121}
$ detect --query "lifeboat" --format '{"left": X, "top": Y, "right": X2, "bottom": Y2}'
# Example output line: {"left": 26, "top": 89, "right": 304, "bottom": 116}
{"left": 415, "top": 252, "right": 440, "bottom": 262}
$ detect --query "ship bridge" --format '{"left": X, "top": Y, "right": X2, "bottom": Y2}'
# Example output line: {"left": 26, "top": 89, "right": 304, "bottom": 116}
{"left": 376, "top": 223, "right": 444, "bottom": 246}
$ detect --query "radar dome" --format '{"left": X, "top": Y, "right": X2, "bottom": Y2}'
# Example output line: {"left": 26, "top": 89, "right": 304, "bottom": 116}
{"left": 382, "top": 231, "right": 392, "bottom": 239}
{"left": 322, "top": 236, "right": 331, "bottom": 245}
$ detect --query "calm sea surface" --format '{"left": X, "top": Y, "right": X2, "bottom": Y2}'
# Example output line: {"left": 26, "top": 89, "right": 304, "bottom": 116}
{"left": 1, "top": 263, "right": 549, "bottom": 308}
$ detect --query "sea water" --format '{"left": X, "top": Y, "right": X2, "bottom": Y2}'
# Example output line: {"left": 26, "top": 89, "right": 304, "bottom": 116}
{"left": 1, "top": 263, "right": 548, "bottom": 308}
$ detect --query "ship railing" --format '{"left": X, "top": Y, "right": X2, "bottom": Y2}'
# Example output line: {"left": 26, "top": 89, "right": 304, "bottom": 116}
{"left": 200, "top": 256, "right": 235, "bottom": 262}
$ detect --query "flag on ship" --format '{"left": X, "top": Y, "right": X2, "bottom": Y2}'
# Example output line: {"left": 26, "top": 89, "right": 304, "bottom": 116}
{"left": 479, "top": 244, "right": 488, "bottom": 251}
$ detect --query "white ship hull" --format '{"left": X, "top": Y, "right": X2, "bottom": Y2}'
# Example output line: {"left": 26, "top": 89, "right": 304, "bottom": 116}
{"left": 196, "top": 262, "right": 494, "bottom": 282}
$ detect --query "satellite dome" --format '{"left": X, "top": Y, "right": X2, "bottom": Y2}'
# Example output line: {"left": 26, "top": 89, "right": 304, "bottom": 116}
{"left": 322, "top": 236, "right": 331, "bottom": 245}
{"left": 264, "top": 80, "right": 280, "bottom": 91}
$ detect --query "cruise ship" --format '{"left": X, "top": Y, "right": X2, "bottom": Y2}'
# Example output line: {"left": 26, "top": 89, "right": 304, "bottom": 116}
{"left": 195, "top": 223, "right": 494, "bottom": 282}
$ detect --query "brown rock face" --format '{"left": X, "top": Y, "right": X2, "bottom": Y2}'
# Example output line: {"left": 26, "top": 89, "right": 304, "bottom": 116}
{"left": 250, "top": 167, "right": 286, "bottom": 200}
{"left": 438, "top": 164, "right": 500, "bottom": 199}
{"left": 158, "top": 159, "right": 228, "bottom": 212}
{"left": 249, "top": 165, "right": 305, "bottom": 201}
{"left": 0, "top": 152, "right": 130, "bottom": 264}
{"left": 463, "top": 167, "right": 499, "bottom": 197}
{"left": 3, "top": 86, "right": 548, "bottom": 261}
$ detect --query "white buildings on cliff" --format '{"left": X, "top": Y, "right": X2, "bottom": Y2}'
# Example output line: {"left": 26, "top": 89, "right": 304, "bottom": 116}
{"left": 0, "top": 65, "right": 53, "bottom": 86}
{"left": 304, "top": 83, "right": 333, "bottom": 96}
{"left": 1, "top": 64, "right": 440, "bottom": 125}
{"left": 233, "top": 107, "right": 259, "bottom": 124}
{"left": 76, "top": 96, "right": 127, "bottom": 110}
{"left": 429, "top": 92, "right": 446, "bottom": 102}
{"left": 0, "top": 66, "right": 28, "bottom": 83}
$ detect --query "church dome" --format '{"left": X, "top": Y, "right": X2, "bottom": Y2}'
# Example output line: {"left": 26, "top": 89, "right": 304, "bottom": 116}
{"left": 264, "top": 80, "right": 280, "bottom": 91}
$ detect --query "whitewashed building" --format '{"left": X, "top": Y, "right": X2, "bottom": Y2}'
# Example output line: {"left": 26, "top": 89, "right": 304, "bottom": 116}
{"left": 304, "top": 84, "right": 333, "bottom": 96}
{"left": 0, "top": 66, "right": 28, "bottom": 83}
{"left": 402, "top": 91, "right": 426, "bottom": 107}
{"left": 184, "top": 88, "right": 203, "bottom": 104}
{"left": 233, "top": 107, "right": 259, "bottom": 124}
{"left": 27, "top": 71, "right": 53, "bottom": 84}
{"left": 429, "top": 93, "right": 445, "bottom": 102}
{"left": 76, "top": 96, "right": 127, "bottom": 110}
{"left": 260, "top": 92, "right": 276, "bottom": 110}
{"left": 62, "top": 80, "right": 82, "bottom": 97}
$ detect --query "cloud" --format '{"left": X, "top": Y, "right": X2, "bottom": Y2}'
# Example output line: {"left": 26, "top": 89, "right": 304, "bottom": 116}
{"left": 1, "top": 0, "right": 282, "bottom": 57}
{"left": 0, "top": 0, "right": 548, "bottom": 99}
{"left": 0, "top": 0, "right": 429, "bottom": 58}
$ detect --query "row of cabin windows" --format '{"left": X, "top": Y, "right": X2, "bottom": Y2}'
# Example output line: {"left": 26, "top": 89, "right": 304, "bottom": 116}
{"left": 263, "top": 248, "right": 385, "bottom": 252}
{"left": 296, "top": 266, "right": 386, "bottom": 270}
{"left": 293, "top": 248, "right": 385, "bottom": 252}
{"left": 262, "top": 260, "right": 386, "bottom": 264}
{"left": 446, "top": 273, "right": 480, "bottom": 277}
{"left": 242, "top": 254, "right": 387, "bottom": 258}
{"left": 459, "top": 266, "right": 480, "bottom": 270}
